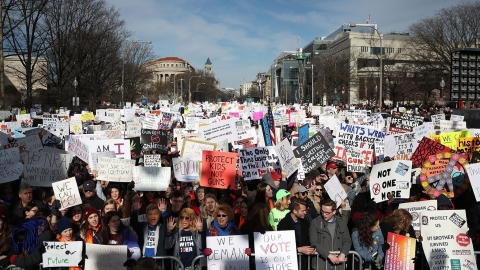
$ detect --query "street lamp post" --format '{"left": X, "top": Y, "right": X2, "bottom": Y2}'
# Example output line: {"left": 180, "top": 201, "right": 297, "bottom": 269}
{"left": 178, "top": 78, "right": 184, "bottom": 104}
{"left": 121, "top": 40, "right": 152, "bottom": 107}
{"left": 188, "top": 75, "right": 201, "bottom": 103}
{"left": 196, "top": 82, "right": 206, "bottom": 102}
{"left": 72, "top": 77, "right": 79, "bottom": 110}
{"left": 440, "top": 78, "right": 445, "bottom": 103}
{"left": 349, "top": 23, "right": 382, "bottom": 107}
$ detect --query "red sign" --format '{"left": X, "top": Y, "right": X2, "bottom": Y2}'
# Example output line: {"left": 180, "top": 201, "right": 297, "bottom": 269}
{"left": 201, "top": 150, "right": 237, "bottom": 189}
{"left": 456, "top": 233, "right": 470, "bottom": 247}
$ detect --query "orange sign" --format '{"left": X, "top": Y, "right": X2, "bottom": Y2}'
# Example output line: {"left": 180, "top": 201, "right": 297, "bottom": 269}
{"left": 201, "top": 150, "right": 237, "bottom": 189}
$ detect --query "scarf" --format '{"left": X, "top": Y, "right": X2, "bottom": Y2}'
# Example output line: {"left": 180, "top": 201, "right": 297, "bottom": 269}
{"left": 85, "top": 224, "right": 101, "bottom": 244}
{"left": 57, "top": 235, "right": 81, "bottom": 270}
{"left": 209, "top": 220, "right": 236, "bottom": 236}
{"left": 115, "top": 197, "right": 122, "bottom": 208}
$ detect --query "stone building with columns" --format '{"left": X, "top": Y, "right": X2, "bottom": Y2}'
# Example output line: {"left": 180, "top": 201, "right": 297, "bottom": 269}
{"left": 144, "top": 56, "right": 196, "bottom": 83}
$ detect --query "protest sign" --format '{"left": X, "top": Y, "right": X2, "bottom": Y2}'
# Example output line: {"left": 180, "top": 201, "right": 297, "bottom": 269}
{"left": 384, "top": 132, "right": 418, "bottom": 160}
{"left": 52, "top": 177, "right": 82, "bottom": 210}
{"left": 410, "top": 137, "right": 453, "bottom": 168}
{"left": 439, "top": 120, "right": 467, "bottom": 132}
{"left": 293, "top": 133, "right": 334, "bottom": 174}
{"left": 2, "top": 133, "right": 43, "bottom": 153}
{"left": 398, "top": 201, "right": 437, "bottom": 232}
{"left": 239, "top": 146, "right": 280, "bottom": 180}
{"left": 86, "top": 139, "right": 130, "bottom": 163}
{"left": 23, "top": 151, "right": 73, "bottom": 187}
{"left": 345, "top": 146, "right": 365, "bottom": 172}
{"left": 85, "top": 244, "right": 127, "bottom": 270}
{"left": 199, "top": 118, "right": 238, "bottom": 143}
{"left": 370, "top": 160, "right": 412, "bottom": 203}
{"left": 431, "top": 114, "right": 445, "bottom": 126}
{"left": 440, "top": 130, "right": 470, "bottom": 150}
{"left": 254, "top": 231, "right": 298, "bottom": 270}
{"left": 174, "top": 129, "right": 201, "bottom": 150}
{"left": 298, "top": 124, "right": 309, "bottom": 145}
{"left": 457, "top": 137, "right": 480, "bottom": 158}
{"left": 180, "top": 139, "right": 217, "bottom": 158}
{"left": 143, "top": 154, "right": 162, "bottom": 167}
{"left": 275, "top": 139, "right": 299, "bottom": 177}
{"left": 261, "top": 117, "right": 273, "bottom": 146}
{"left": 125, "top": 122, "right": 141, "bottom": 137}
{"left": 420, "top": 210, "right": 468, "bottom": 232}
{"left": 97, "top": 157, "right": 135, "bottom": 182}
{"left": 133, "top": 167, "right": 170, "bottom": 191}
{"left": 389, "top": 112, "right": 423, "bottom": 133}
{"left": 90, "top": 151, "right": 116, "bottom": 170}
{"left": 0, "top": 147, "right": 20, "bottom": 165}
{"left": 337, "top": 123, "right": 385, "bottom": 149}
{"left": 384, "top": 232, "right": 416, "bottom": 270}
{"left": 42, "top": 241, "right": 83, "bottom": 268}
{"left": 141, "top": 129, "right": 168, "bottom": 152}
{"left": 206, "top": 235, "right": 249, "bottom": 270}
{"left": 309, "top": 126, "right": 335, "bottom": 149}
{"left": 0, "top": 161, "right": 23, "bottom": 184}
{"left": 201, "top": 151, "right": 237, "bottom": 189}
{"left": 69, "top": 115, "right": 82, "bottom": 135}
{"left": 466, "top": 163, "right": 480, "bottom": 201}
{"left": 215, "top": 139, "right": 228, "bottom": 152}
{"left": 172, "top": 157, "right": 200, "bottom": 182}
{"left": 324, "top": 175, "right": 348, "bottom": 207}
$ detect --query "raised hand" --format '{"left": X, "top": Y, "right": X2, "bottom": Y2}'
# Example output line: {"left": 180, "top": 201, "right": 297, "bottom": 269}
{"left": 158, "top": 198, "right": 167, "bottom": 213}
{"left": 166, "top": 216, "right": 176, "bottom": 233}
{"left": 132, "top": 195, "right": 142, "bottom": 211}
{"left": 195, "top": 216, "right": 203, "bottom": 232}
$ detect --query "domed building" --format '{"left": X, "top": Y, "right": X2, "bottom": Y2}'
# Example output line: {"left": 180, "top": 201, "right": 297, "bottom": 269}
{"left": 144, "top": 56, "right": 196, "bottom": 83}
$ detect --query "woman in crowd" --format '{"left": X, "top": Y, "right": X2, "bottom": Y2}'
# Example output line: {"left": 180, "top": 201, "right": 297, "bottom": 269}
{"left": 66, "top": 205, "right": 83, "bottom": 234}
{"left": 165, "top": 208, "right": 203, "bottom": 269}
{"left": 78, "top": 207, "right": 101, "bottom": 244}
{"left": 102, "top": 199, "right": 120, "bottom": 217}
{"left": 195, "top": 187, "right": 206, "bottom": 211}
{"left": 268, "top": 189, "right": 290, "bottom": 230}
{"left": 23, "top": 203, "right": 39, "bottom": 219}
{"left": 253, "top": 183, "right": 274, "bottom": 209}
{"left": 207, "top": 204, "right": 240, "bottom": 236}
{"left": 235, "top": 199, "right": 248, "bottom": 230}
{"left": 342, "top": 172, "right": 361, "bottom": 202}
{"left": 106, "top": 185, "right": 123, "bottom": 210}
{"left": 98, "top": 211, "right": 141, "bottom": 260}
{"left": 241, "top": 203, "right": 273, "bottom": 269}
{"left": 380, "top": 208, "right": 415, "bottom": 252}
{"left": 352, "top": 213, "right": 384, "bottom": 269}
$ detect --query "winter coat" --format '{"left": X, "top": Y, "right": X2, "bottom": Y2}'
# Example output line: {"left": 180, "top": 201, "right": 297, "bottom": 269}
{"left": 7, "top": 228, "right": 55, "bottom": 270}
{"left": 165, "top": 228, "right": 202, "bottom": 268}
{"left": 130, "top": 210, "right": 166, "bottom": 257}
{"left": 309, "top": 216, "right": 352, "bottom": 270}
{"left": 351, "top": 229, "right": 384, "bottom": 262}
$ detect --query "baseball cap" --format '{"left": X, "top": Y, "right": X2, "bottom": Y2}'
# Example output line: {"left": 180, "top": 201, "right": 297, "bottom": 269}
{"left": 276, "top": 189, "right": 290, "bottom": 201}
{"left": 294, "top": 185, "right": 308, "bottom": 194}
{"left": 270, "top": 171, "right": 282, "bottom": 180}
{"left": 83, "top": 180, "right": 95, "bottom": 192}
{"left": 326, "top": 162, "right": 338, "bottom": 170}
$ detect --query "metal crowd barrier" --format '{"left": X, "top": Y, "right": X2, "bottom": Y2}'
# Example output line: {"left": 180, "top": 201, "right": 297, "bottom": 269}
{"left": 151, "top": 256, "right": 185, "bottom": 270}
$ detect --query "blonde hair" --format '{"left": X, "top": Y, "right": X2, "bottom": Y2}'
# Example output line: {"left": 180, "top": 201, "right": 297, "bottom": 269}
{"left": 178, "top": 208, "right": 198, "bottom": 231}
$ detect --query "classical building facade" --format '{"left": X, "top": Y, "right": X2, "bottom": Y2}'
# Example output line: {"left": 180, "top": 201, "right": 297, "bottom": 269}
{"left": 144, "top": 56, "right": 195, "bottom": 83}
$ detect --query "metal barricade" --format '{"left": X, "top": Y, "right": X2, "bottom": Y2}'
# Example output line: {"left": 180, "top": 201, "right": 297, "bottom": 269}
{"left": 191, "top": 255, "right": 205, "bottom": 270}
{"left": 2, "top": 262, "right": 43, "bottom": 270}
{"left": 151, "top": 256, "right": 185, "bottom": 270}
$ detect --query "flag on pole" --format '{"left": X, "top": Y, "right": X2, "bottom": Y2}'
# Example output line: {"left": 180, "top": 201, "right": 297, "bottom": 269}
{"left": 267, "top": 98, "right": 276, "bottom": 145}
{"left": 366, "top": 14, "right": 371, "bottom": 24}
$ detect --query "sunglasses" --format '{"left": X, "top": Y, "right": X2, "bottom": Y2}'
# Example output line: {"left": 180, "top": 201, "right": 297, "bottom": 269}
{"left": 300, "top": 192, "right": 307, "bottom": 196}
{"left": 217, "top": 214, "right": 227, "bottom": 218}
{"left": 316, "top": 189, "right": 323, "bottom": 191}
{"left": 180, "top": 216, "right": 190, "bottom": 220}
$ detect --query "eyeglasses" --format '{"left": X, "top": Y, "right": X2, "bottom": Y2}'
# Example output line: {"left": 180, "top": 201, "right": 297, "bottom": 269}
{"left": 321, "top": 210, "right": 333, "bottom": 215}
{"left": 180, "top": 216, "right": 190, "bottom": 220}
{"left": 217, "top": 214, "right": 227, "bottom": 218}
{"left": 172, "top": 200, "right": 184, "bottom": 203}
{"left": 316, "top": 189, "right": 323, "bottom": 192}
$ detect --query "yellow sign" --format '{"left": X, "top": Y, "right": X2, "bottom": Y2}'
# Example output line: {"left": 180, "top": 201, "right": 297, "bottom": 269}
{"left": 439, "top": 130, "right": 470, "bottom": 150}
{"left": 81, "top": 112, "right": 95, "bottom": 122}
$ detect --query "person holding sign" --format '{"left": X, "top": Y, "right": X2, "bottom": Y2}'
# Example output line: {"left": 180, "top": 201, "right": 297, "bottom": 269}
{"left": 206, "top": 204, "right": 240, "bottom": 236}
{"left": 98, "top": 211, "right": 141, "bottom": 260}
{"left": 268, "top": 189, "right": 291, "bottom": 230}
{"left": 165, "top": 208, "right": 203, "bottom": 269}
{"left": 351, "top": 213, "right": 384, "bottom": 269}
{"left": 51, "top": 217, "right": 82, "bottom": 270}
{"left": 309, "top": 199, "right": 352, "bottom": 270}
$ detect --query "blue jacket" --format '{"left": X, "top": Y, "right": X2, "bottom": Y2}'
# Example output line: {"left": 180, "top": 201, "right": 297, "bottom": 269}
{"left": 351, "top": 228, "right": 384, "bottom": 262}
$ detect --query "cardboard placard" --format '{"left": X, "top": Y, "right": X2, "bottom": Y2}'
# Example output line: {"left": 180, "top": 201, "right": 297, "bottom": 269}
{"left": 384, "top": 233, "right": 416, "bottom": 270}
{"left": 97, "top": 157, "right": 136, "bottom": 182}
{"left": 199, "top": 118, "right": 239, "bottom": 143}
{"left": 201, "top": 150, "right": 237, "bottom": 189}
{"left": 132, "top": 167, "right": 170, "bottom": 191}
{"left": 369, "top": 160, "right": 412, "bottom": 203}
{"left": 275, "top": 139, "right": 299, "bottom": 177}
{"left": 140, "top": 129, "right": 168, "bottom": 152}
{"left": 293, "top": 133, "right": 334, "bottom": 174}
{"left": 22, "top": 151, "right": 73, "bottom": 187}
{"left": 42, "top": 241, "right": 83, "bottom": 268}
{"left": 206, "top": 235, "right": 249, "bottom": 270}
{"left": 52, "top": 177, "right": 82, "bottom": 210}
{"left": 180, "top": 139, "right": 217, "bottom": 158}
{"left": 384, "top": 132, "right": 418, "bottom": 160}
{"left": 410, "top": 137, "right": 453, "bottom": 168}
{"left": 239, "top": 146, "right": 280, "bottom": 180}
{"left": 172, "top": 157, "right": 200, "bottom": 182}
{"left": 324, "top": 175, "right": 348, "bottom": 207}
{"left": 85, "top": 244, "right": 127, "bottom": 270}
{"left": 398, "top": 200, "right": 438, "bottom": 232}
{"left": 143, "top": 154, "right": 162, "bottom": 167}
{"left": 254, "top": 231, "right": 298, "bottom": 270}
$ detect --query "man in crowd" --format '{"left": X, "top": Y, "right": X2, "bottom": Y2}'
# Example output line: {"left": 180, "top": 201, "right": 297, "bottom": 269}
{"left": 10, "top": 183, "right": 48, "bottom": 222}
{"left": 308, "top": 181, "right": 323, "bottom": 216}
{"left": 294, "top": 185, "right": 317, "bottom": 220}
{"left": 81, "top": 180, "right": 105, "bottom": 210}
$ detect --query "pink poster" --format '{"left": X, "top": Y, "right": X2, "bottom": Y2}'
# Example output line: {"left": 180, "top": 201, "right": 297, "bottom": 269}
{"left": 385, "top": 232, "right": 416, "bottom": 270}
{"left": 253, "top": 111, "right": 264, "bottom": 121}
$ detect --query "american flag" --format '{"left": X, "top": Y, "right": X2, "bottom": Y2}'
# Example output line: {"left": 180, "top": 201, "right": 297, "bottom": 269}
{"left": 267, "top": 98, "right": 276, "bottom": 145}
{"left": 366, "top": 14, "right": 370, "bottom": 24}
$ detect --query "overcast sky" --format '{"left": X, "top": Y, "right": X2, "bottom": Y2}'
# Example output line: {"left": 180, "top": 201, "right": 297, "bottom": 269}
{"left": 105, "top": 0, "right": 457, "bottom": 89}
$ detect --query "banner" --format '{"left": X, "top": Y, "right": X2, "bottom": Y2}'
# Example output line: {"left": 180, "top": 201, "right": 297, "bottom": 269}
{"left": 52, "top": 177, "right": 82, "bottom": 210}
{"left": 140, "top": 129, "right": 168, "bottom": 152}
{"left": 97, "top": 157, "right": 136, "bottom": 182}
{"left": 23, "top": 151, "right": 73, "bottom": 186}
{"left": 42, "top": 241, "right": 83, "bottom": 268}
{"left": 180, "top": 139, "right": 216, "bottom": 158}
{"left": 239, "top": 146, "right": 280, "bottom": 180}
{"left": 201, "top": 150, "right": 237, "bottom": 189}
{"left": 132, "top": 167, "right": 170, "bottom": 191}
{"left": 206, "top": 235, "right": 249, "bottom": 270}
{"left": 85, "top": 244, "right": 127, "bottom": 270}
{"left": 254, "top": 231, "right": 298, "bottom": 270}
{"left": 370, "top": 160, "right": 412, "bottom": 203}
{"left": 293, "top": 133, "right": 334, "bottom": 174}
{"left": 384, "top": 232, "right": 416, "bottom": 270}
{"left": 199, "top": 118, "right": 238, "bottom": 143}
{"left": 172, "top": 157, "right": 200, "bottom": 182}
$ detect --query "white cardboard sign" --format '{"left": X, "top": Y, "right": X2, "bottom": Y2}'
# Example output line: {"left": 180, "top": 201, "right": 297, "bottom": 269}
{"left": 42, "top": 241, "right": 83, "bottom": 268}
{"left": 52, "top": 177, "right": 82, "bottom": 210}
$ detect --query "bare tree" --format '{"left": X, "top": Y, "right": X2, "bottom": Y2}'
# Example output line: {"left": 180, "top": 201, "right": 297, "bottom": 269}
{"left": 122, "top": 41, "right": 155, "bottom": 104}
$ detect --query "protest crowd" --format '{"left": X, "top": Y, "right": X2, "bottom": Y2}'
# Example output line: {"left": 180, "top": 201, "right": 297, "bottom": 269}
{"left": 0, "top": 101, "right": 479, "bottom": 270}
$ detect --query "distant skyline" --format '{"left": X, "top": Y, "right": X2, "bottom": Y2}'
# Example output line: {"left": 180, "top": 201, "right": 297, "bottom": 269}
{"left": 105, "top": 0, "right": 456, "bottom": 89}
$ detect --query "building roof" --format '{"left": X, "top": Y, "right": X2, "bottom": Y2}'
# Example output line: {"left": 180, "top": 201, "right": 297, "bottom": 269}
{"left": 146, "top": 56, "right": 188, "bottom": 64}
{"left": 205, "top": 57, "right": 212, "bottom": 65}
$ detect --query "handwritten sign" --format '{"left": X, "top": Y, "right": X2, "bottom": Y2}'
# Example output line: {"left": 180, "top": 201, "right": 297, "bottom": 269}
{"left": 384, "top": 132, "right": 418, "bottom": 160}
{"left": 132, "top": 167, "right": 171, "bottom": 191}
{"left": 0, "top": 161, "right": 23, "bottom": 184}
{"left": 66, "top": 135, "right": 90, "bottom": 163}
{"left": 97, "top": 157, "right": 136, "bottom": 182}
{"left": 140, "top": 129, "right": 168, "bottom": 152}
{"left": 254, "top": 231, "right": 298, "bottom": 270}
{"left": 274, "top": 139, "right": 299, "bottom": 177}
{"left": 90, "top": 151, "right": 116, "bottom": 170}
{"left": 201, "top": 151, "right": 237, "bottom": 189}
{"left": 370, "top": 160, "right": 411, "bottom": 203}
{"left": 42, "top": 241, "right": 83, "bottom": 268}
{"left": 206, "top": 235, "right": 249, "bottom": 270}
{"left": 22, "top": 151, "right": 73, "bottom": 187}
{"left": 293, "top": 133, "right": 334, "bottom": 174}
{"left": 85, "top": 244, "right": 127, "bottom": 270}
{"left": 466, "top": 163, "right": 480, "bottom": 202}
{"left": 52, "top": 177, "right": 82, "bottom": 210}
{"left": 180, "top": 139, "right": 217, "bottom": 158}
{"left": 143, "top": 154, "right": 162, "bottom": 167}
{"left": 239, "top": 146, "right": 280, "bottom": 180}
{"left": 324, "top": 175, "right": 348, "bottom": 207}
{"left": 2, "top": 134, "right": 43, "bottom": 153}
{"left": 172, "top": 157, "right": 200, "bottom": 182}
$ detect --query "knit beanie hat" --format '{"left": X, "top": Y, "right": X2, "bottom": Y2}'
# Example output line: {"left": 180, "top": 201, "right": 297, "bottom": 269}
{"left": 56, "top": 217, "right": 72, "bottom": 234}
{"left": 84, "top": 207, "right": 98, "bottom": 221}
